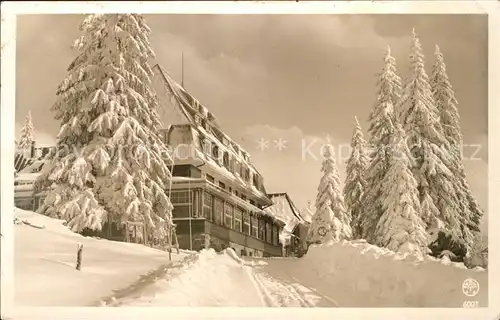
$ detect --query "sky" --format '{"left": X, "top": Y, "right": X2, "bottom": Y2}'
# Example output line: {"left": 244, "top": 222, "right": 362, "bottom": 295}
{"left": 15, "top": 14, "right": 488, "bottom": 232}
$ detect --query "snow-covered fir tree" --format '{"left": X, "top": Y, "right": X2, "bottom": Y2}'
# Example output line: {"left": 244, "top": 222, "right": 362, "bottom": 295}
{"left": 373, "top": 124, "right": 429, "bottom": 254}
{"left": 307, "top": 199, "right": 342, "bottom": 244}
{"left": 307, "top": 142, "right": 351, "bottom": 243}
{"left": 18, "top": 111, "right": 35, "bottom": 151}
{"left": 430, "top": 45, "right": 482, "bottom": 246}
{"left": 343, "top": 117, "right": 369, "bottom": 239}
{"left": 35, "top": 14, "right": 175, "bottom": 241}
{"left": 360, "top": 46, "right": 402, "bottom": 242}
{"left": 399, "top": 29, "right": 463, "bottom": 242}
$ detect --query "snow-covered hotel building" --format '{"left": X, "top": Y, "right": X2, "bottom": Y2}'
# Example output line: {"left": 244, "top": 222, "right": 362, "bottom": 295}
{"left": 13, "top": 64, "right": 310, "bottom": 258}
{"left": 151, "top": 64, "right": 309, "bottom": 257}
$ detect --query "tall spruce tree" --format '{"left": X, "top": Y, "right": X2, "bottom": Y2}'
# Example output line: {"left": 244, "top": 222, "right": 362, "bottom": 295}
{"left": 431, "top": 45, "right": 482, "bottom": 246}
{"left": 35, "top": 14, "right": 175, "bottom": 241}
{"left": 343, "top": 117, "right": 369, "bottom": 239}
{"left": 399, "top": 29, "right": 462, "bottom": 241}
{"left": 360, "top": 46, "right": 402, "bottom": 242}
{"left": 307, "top": 143, "right": 351, "bottom": 243}
{"left": 18, "top": 111, "right": 35, "bottom": 151}
{"left": 373, "top": 124, "right": 429, "bottom": 254}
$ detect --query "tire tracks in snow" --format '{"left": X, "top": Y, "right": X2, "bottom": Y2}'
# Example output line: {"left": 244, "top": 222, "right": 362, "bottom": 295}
{"left": 249, "top": 268, "right": 318, "bottom": 307}
{"left": 289, "top": 275, "right": 340, "bottom": 307}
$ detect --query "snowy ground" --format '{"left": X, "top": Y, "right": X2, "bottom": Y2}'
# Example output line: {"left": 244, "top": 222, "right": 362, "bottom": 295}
{"left": 14, "top": 209, "right": 190, "bottom": 306}
{"left": 15, "top": 210, "right": 488, "bottom": 308}
{"left": 105, "top": 240, "right": 487, "bottom": 308}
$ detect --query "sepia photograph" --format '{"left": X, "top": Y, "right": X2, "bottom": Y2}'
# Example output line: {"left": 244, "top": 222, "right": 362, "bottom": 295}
{"left": 1, "top": 1, "right": 498, "bottom": 319}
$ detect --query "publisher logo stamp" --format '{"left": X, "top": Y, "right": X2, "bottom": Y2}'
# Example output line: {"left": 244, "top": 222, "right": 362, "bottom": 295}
{"left": 462, "top": 278, "right": 480, "bottom": 308}
{"left": 462, "top": 278, "right": 480, "bottom": 297}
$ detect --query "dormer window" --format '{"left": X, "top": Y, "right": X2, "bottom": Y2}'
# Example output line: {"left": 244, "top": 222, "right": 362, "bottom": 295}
{"left": 201, "top": 119, "right": 207, "bottom": 129}
{"left": 234, "top": 161, "right": 240, "bottom": 176}
{"left": 198, "top": 134, "right": 205, "bottom": 149}
{"left": 229, "top": 157, "right": 235, "bottom": 173}
{"left": 253, "top": 173, "right": 259, "bottom": 188}
{"left": 240, "top": 164, "right": 245, "bottom": 178}
{"left": 223, "top": 152, "right": 229, "bottom": 168}
{"left": 212, "top": 144, "right": 220, "bottom": 161}
{"left": 202, "top": 138, "right": 210, "bottom": 155}
{"left": 244, "top": 168, "right": 250, "bottom": 182}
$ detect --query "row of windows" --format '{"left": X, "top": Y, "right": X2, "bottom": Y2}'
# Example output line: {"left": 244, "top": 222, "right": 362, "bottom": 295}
{"left": 206, "top": 174, "right": 262, "bottom": 210}
{"left": 169, "top": 190, "right": 280, "bottom": 246}
{"left": 203, "top": 191, "right": 279, "bottom": 245}
{"left": 198, "top": 134, "right": 261, "bottom": 189}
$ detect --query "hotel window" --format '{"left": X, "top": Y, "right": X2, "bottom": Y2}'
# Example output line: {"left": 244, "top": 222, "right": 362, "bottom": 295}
{"left": 223, "top": 152, "right": 230, "bottom": 168}
{"left": 170, "top": 191, "right": 192, "bottom": 205}
{"left": 253, "top": 174, "right": 260, "bottom": 189}
{"left": 229, "top": 157, "right": 235, "bottom": 173}
{"left": 273, "top": 225, "right": 279, "bottom": 245}
{"left": 203, "top": 192, "right": 213, "bottom": 221}
{"left": 266, "top": 222, "right": 272, "bottom": 243}
{"left": 235, "top": 161, "right": 240, "bottom": 176}
{"left": 224, "top": 203, "right": 233, "bottom": 229}
{"left": 258, "top": 218, "right": 266, "bottom": 241}
{"left": 251, "top": 214, "right": 258, "bottom": 238}
{"left": 245, "top": 168, "right": 250, "bottom": 182}
{"left": 219, "top": 181, "right": 226, "bottom": 190}
{"left": 198, "top": 134, "right": 205, "bottom": 150}
{"left": 202, "top": 138, "right": 210, "bottom": 155}
{"left": 170, "top": 191, "right": 192, "bottom": 218}
{"left": 212, "top": 145, "right": 220, "bottom": 161}
{"left": 242, "top": 211, "right": 250, "bottom": 235}
{"left": 214, "top": 198, "right": 223, "bottom": 225}
{"left": 206, "top": 174, "right": 215, "bottom": 184}
{"left": 234, "top": 208, "right": 243, "bottom": 232}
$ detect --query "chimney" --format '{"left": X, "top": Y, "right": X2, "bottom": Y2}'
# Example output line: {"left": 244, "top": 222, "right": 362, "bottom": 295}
{"left": 30, "top": 141, "right": 36, "bottom": 158}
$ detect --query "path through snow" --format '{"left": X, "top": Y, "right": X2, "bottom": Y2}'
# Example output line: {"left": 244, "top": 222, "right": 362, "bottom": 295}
{"left": 110, "top": 249, "right": 327, "bottom": 307}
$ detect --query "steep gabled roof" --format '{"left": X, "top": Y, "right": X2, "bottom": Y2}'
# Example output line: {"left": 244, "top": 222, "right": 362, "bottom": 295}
{"left": 152, "top": 63, "right": 253, "bottom": 164}
{"left": 268, "top": 193, "right": 306, "bottom": 223}
{"left": 152, "top": 63, "right": 272, "bottom": 204}
{"left": 264, "top": 193, "right": 308, "bottom": 233}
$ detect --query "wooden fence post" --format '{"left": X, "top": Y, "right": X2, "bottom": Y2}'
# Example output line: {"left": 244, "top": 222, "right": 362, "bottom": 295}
{"left": 76, "top": 243, "right": 83, "bottom": 271}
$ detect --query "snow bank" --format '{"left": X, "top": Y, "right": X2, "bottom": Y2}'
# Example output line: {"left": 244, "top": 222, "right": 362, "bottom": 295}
{"left": 14, "top": 209, "right": 189, "bottom": 306}
{"left": 293, "top": 240, "right": 488, "bottom": 307}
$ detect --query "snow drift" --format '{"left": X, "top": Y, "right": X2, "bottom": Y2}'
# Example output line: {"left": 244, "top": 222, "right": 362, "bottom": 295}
{"left": 261, "top": 239, "right": 488, "bottom": 307}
